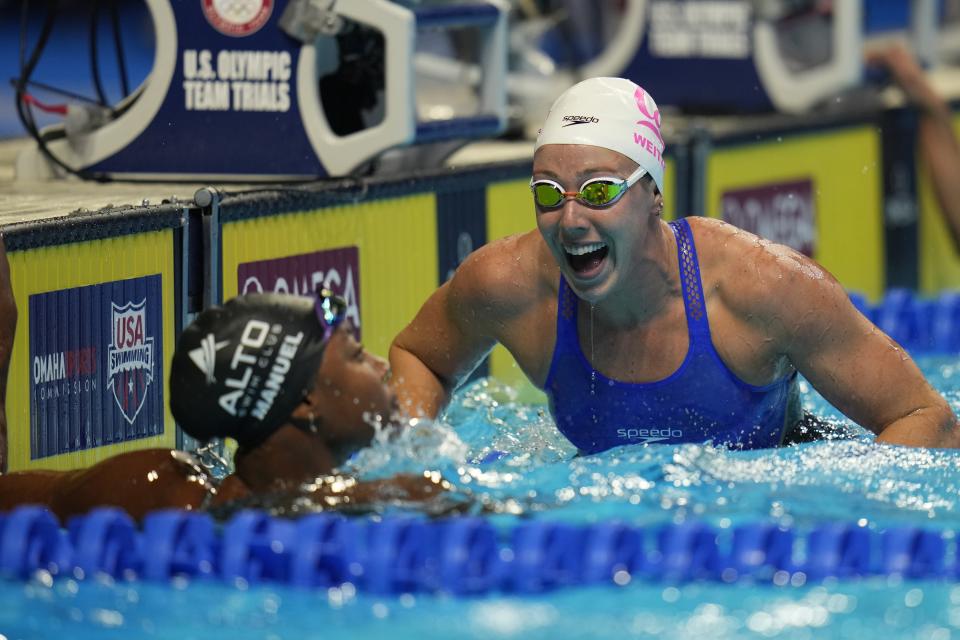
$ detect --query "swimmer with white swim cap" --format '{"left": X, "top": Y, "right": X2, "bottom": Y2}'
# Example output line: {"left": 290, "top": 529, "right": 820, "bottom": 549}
{"left": 391, "top": 76, "right": 960, "bottom": 451}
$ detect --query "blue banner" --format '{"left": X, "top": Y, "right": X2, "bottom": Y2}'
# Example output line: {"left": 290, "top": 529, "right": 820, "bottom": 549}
{"left": 29, "top": 275, "right": 165, "bottom": 460}
{"left": 437, "top": 187, "right": 488, "bottom": 379}
{"left": 91, "top": 0, "right": 323, "bottom": 176}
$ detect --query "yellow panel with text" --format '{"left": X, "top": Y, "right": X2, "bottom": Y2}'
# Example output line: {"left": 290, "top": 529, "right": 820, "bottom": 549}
{"left": 7, "top": 231, "right": 176, "bottom": 471}
{"left": 705, "top": 126, "right": 883, "bottom": 300}
{"left": 918, "top": 113, "right": 960, "bottom": 295}
{"left": 221, "top": 195, "right": 438, "bottom": 361}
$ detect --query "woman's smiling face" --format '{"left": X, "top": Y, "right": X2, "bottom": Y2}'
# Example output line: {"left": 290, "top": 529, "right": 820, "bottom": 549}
{"left": 532, "top": 144, "right": 659, "bottom": 304}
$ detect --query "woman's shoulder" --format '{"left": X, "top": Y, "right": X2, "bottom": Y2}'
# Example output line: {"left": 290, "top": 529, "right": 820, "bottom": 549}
{"left": 450, "top": 230, "right": 558, "bottom": 312}
{"left": 685, "top": 216, "right": 841, "bottom": 321}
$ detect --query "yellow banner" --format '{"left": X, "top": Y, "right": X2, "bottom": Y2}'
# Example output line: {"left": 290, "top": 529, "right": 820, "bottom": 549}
{"left": 8, "top": 231, "right": 176, "bottom": 471}
{"left": 221, "top": 195, "right": 438, "bottom": 362}
{"left": 705, "top": 126, "right": 884, "bottom": 300}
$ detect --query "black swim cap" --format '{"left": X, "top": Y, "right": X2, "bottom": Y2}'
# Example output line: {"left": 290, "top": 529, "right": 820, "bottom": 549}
{"left": 169, "top": 293, "right": 329, "bottom": 449}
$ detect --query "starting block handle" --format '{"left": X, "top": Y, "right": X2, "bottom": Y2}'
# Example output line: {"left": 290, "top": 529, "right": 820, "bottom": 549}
{"left": 752, "top": 2, "right": 863, "bottom": 113}
{"left": 412, "top": 1, "right": 509, "bottom": 144}
{"left": 414, "top": 115, "right": 502, "bottom": 144}
{"left": 756, "top": 0, "right": 942, "bottom": 113}
{"left": 412, "top": 4, "right": 502, "bottom": 30}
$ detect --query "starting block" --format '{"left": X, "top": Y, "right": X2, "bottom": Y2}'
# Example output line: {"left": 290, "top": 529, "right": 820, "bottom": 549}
{"left": 16, "top": 0, "right": 508, "bottom": 181}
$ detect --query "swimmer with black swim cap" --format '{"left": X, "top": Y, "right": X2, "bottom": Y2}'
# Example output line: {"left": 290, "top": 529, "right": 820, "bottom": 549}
{"left": 0, "top": 291, "right": 455, "bottom": 521}
{"left": 171, "top": 290, "right": 395, "bottom": 463}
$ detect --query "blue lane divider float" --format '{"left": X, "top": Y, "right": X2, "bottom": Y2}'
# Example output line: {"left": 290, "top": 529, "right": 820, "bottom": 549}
{"left": 140, "top": 510, "right": 217, "bottom": 581}
{"left": 853, "top": 288, "right": 960, "bottom": 354}
{"left": 0, "top": 506, "right": 957, "bottom": 594}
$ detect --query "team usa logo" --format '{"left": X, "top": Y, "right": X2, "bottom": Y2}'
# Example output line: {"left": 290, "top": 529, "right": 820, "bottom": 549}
{"left": 202, "top": 0, "right": 273, "bottom": 37}
{"left": 107, "top": 300, "right": 155, "bottom": 424}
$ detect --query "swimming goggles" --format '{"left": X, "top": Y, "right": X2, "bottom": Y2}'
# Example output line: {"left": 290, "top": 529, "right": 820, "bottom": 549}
{"left": 530, "top": 165, "right": 648, "bottom": 208}
{"left": 314, "top": 288, "right": 348, "bottom": 343}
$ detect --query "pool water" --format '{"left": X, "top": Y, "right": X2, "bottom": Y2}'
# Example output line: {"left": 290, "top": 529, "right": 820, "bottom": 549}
{"left": 3, "top": 575, "right": 958, "bottom": 640}
{"left": 3, "top": 357, "right": 960, "bottom": 639}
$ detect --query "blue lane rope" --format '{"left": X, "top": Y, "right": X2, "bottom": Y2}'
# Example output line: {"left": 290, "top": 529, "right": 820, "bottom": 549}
{"left": 0, "top": 506, "right": 956, "bottom": 594}
{"left": 851, "top": 288, "right": 960, "bottom": 354}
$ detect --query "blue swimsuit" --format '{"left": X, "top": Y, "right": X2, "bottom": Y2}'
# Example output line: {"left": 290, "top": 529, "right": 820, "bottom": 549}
{"left": 544, "top": 218, "right": 797, "bottom": 454}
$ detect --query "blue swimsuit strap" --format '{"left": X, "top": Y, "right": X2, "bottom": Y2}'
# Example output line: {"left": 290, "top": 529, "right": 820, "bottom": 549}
{"left": 669, "top": 219, "right": 711, "bottom": 343}
{"left": 669, "top": 219, "right": 797, "bottom": 394}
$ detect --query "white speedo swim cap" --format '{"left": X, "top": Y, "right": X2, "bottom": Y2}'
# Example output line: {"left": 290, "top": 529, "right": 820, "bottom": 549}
{"left": 535, "top": 77, "right": 666, "bottom": 194}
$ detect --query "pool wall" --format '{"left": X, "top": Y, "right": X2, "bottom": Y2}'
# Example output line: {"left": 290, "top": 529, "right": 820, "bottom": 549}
{"left": 3, "top": 105, "right": 959, "bottom": 471}
{"left": 4, "top": 207, "right": 183, "bottom": 472}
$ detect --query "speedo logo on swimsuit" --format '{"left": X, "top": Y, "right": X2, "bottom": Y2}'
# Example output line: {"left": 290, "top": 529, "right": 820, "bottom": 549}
{"left": 617, "top": 427, "right": 683, "bottom": 444}
{"left": 561, "top": 115, "right": 599, "bottom": 126}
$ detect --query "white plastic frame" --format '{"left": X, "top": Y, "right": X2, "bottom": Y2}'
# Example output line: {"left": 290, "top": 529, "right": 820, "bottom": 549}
{"left": 753, "top": 1, "right": 862, "bottom": 113}
{"left": 297, "top": 0, "right": 414, "bottom": 176}
{"left": 16, "top": 0, "right": 178, "bottom": 179}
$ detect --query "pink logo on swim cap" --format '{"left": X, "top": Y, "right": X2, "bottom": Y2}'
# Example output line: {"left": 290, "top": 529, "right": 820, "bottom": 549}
{"left": 633, "top": 87, "right": 663, "bottom": 147}
{"left": 633, "top": 87, "right": 665, "bottom": 169}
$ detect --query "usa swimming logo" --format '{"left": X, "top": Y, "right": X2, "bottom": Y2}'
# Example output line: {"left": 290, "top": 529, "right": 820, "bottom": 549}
{"left": 29, "top": 274, "right": 164, "bottom": 460}
{"left": 108, "top": 299, "right": 155, "bottom": 424}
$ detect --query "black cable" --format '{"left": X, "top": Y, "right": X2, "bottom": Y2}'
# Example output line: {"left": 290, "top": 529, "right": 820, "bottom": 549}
{"left": 12, "top": 0, "right": 344, "bottom": 185}
{"left": 16, "top": 0, "right": 106, "bottom": 181}
{"left": 90, "top": 0, "right": 108, "bottom": 106}
{"left": 16, "top": 0, "right": 58, "bottom": 104}
{"left": 110, "top": 0, "right": 130, "bottom": 98}
{"left": 13, "top": 79, "right": 102, "bottom": 107}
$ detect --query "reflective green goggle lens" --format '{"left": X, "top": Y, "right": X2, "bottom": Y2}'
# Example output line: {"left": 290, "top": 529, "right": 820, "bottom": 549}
{"left": 580, "top": 181, "right": 625, "bottom": 206}
{"left": 532, "top": 182, "right": 565, "bottom": 207}
{"left": 531, "top": 179, "right": 627, "bottom": 208}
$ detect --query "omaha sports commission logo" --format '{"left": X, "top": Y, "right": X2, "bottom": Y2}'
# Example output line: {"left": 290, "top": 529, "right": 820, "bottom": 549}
{"left": 202, "top": 0, "right": 273, "bottom": 37}
{"left": 29, "top": 275, "right": 164, "bottom": 460}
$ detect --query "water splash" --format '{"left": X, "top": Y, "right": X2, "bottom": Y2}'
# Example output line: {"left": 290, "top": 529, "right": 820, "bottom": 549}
{"left": 344, "top": 357, "right": 960, "bottom": 530}
{"left": 342, "top": 416, "right": 469, "bottom": 479}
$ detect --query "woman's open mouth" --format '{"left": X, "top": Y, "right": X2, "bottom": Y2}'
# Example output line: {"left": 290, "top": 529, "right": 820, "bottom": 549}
{"left": 564, "top": 242, "right": 609, "bottom": 277}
